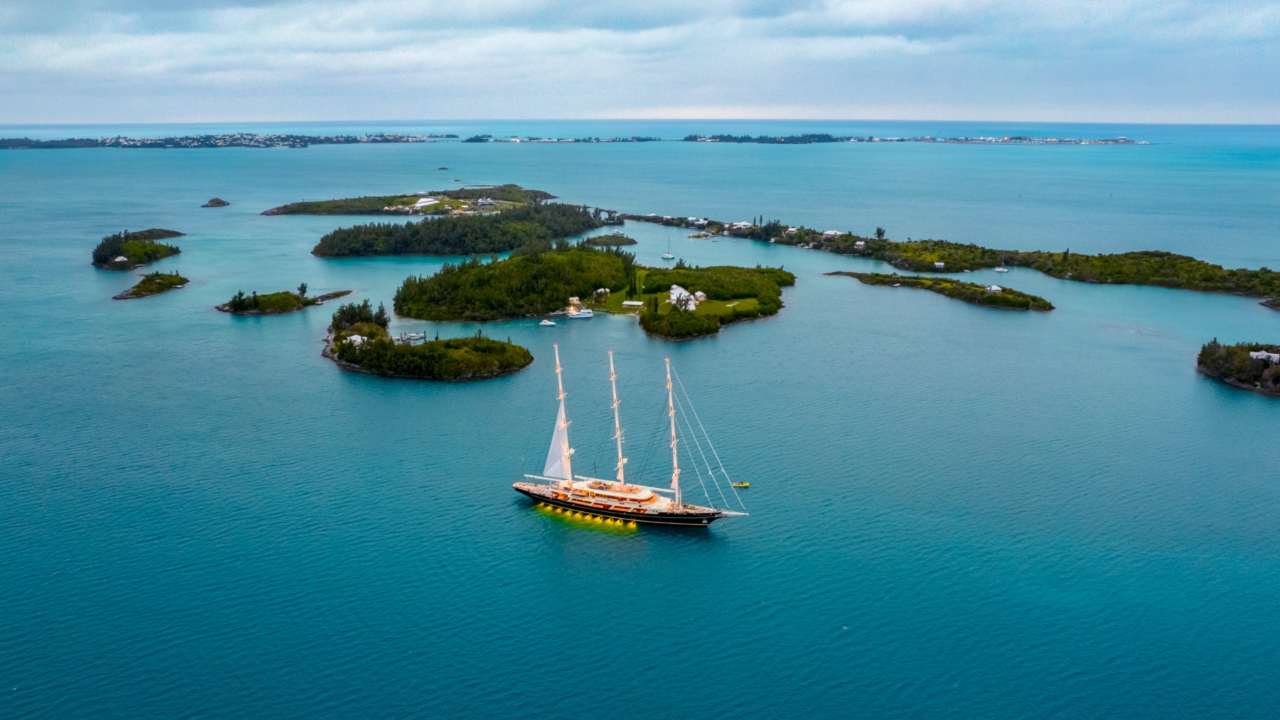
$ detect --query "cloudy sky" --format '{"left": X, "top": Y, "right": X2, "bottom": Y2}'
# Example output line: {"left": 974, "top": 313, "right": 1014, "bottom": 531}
{"left": 2, "top": 0, "right": 1278, "bottom": 124}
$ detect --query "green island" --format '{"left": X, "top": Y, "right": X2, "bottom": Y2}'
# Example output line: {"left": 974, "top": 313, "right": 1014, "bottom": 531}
{"left": 584, "top": 234, "right": 638, "bottom": 247}
{"left": 629, "top": 264, "right": 795, "bottom": 339}
{"left": 393, "top": 242, "right": 793, "bottom": 339}
{"left": 263, "top": 184, "right": 553, "bottom": 216}
{"left": 114, "top": 271, "right": 189, "bottom": 300}
{"left": 827, "top": 272, "right": 1054, "bottom": 311}
{"left": 313, "top": 203, "right": 603, "bottom": 257}
{"left": 1197, "top": 340, "right": 1280, "bottom": 397}
{"left": 628, "top": 214, "right": 1280, "bottom": 300}
{"left": 216, "top": 285, "right": 352, "bottom": 315}
{"left": 92, "top": 229, "right": 184, "bottom": 270}
{"left": 325, "top": 300, "right": 532, "bottom": 380}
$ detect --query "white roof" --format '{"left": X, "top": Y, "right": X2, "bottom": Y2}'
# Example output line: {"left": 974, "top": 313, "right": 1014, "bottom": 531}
{"left": 987, "top": 285, "right": 1003, "bottom": 292}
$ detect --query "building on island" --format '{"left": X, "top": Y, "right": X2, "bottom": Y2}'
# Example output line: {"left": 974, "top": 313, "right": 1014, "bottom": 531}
{"left": 986, "top": 285, "right": 1003, "bottom": 293}
{"left": 854, "top": 241, "right": 866, "bottom": 249}
{"left": 669, "top": 285, "right": 698, "bottom": 310}
{"left": 1249, "top": 351, "right": 1280, "bottom": 363}
{"left": 786, "top": 227, "right": 798, "bottom": 235}
{"left": 935, "top": 262, "right": 946, "bottom": 270}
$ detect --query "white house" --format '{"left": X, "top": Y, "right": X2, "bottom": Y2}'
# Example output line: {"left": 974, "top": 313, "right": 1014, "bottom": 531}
{"left": 1249, "top": 351, "right": 1280, "bottom": 363}
{"left": 786, "top": 227, "right": 798, "bottom": 235}
{"left": 476, "top": 197, "right": 496, "bottom": 206}
{"left": 669, "top": 285, "right": 698, "bottom": 309}
{"left": 347, "top": 335, "right": 365, "bottom": 346}
{"left": 823, "top": 230, "right": 841, "bottom": 238}
{"left": 113, "top": 255, "right": 128, "bottom": 263}
{"left": 694, "top": 291, "right": 707, "bottom": 301}
{"left": 693, "top": 219, "right": 708, "bottom": 227}
{"left": 935, "top": 262, "right": 946, "bottom": 270}
{"left": 854, "top": 241, "right": 866, "bottom": 249}
{"left": 986, "top": 285, "right": 1003, "bottom": 293}
{"left": 621, "top": 300, "right": 644, "bottom": 308}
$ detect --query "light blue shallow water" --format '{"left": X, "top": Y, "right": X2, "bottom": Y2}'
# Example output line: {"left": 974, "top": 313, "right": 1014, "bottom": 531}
{"left": 2, "top": 122, "right": 1279, "bottom": 719}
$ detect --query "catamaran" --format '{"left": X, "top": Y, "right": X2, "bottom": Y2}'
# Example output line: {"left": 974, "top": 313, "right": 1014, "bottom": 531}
{"left": 662, "top": 237, "right": 675, "bottom": 260}
{"left": 513, "top": 346, "right": 746, "bottom": 527}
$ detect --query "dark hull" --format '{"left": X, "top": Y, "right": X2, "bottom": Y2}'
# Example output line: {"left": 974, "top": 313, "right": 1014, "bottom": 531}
{"left": 514, "top": 486, "right": 723, "bottom": 526}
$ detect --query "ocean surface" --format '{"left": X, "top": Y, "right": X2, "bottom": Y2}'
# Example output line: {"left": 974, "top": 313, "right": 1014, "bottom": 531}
{"left": 1, "top": 121, "right": 1278, "bottom": 719}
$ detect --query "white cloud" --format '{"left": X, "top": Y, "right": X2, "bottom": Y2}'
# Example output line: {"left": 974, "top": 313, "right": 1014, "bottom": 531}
{"left": 1, "top": 0, "right": 1278, "bottom": 122}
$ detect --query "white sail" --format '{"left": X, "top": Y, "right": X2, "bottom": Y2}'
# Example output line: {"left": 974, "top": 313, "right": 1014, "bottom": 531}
{"left": 543, "top": 400, "right": 571, "bottom": 479}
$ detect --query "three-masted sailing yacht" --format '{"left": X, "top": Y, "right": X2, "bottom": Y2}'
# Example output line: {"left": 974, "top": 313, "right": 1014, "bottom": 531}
{"left": 513, "top": 345, "right": 744, "bottom": 527}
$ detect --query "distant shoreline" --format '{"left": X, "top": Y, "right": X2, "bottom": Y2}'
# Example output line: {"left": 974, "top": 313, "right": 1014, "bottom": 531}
{"left": 3, "top": 132, "right": 1148, "bottom": 149}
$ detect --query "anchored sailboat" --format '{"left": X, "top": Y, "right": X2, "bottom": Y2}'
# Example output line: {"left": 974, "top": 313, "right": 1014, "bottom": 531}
{"left": 513, "top": 346, "right": 746, "bottom": 527}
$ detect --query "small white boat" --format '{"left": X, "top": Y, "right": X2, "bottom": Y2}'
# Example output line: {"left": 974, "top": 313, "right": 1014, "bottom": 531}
{"left": 994, "top": 267, "right": 1009, "bottom": 273}
{"left": 566, "top": 308, "right": 593, "bottom": 319}
{"left": 540, "top": 320, "right": 556, "bottom": 326}
{"left": 662, "top": 252, "right": 675, "bottom": 260}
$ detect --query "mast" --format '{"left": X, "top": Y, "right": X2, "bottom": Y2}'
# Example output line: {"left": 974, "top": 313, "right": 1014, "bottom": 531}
{"left": 545, "top": 344, "right": 573, "bottom": 489}
{"left": 609, "top": 351, "right": 626, "bottom": 484}
{"left": 666, "top": 357, "right": 681, "bottom": 508}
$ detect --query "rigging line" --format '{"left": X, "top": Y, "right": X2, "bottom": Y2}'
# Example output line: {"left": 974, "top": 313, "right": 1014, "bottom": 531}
{"left": 671, "top": 405, "right": 715, "bottom": 507}
{"left": 671, "top": 367, "right": 747, "bottom": 512}
{"left": 672, "top": 391, "right": 731, "bottom": 510}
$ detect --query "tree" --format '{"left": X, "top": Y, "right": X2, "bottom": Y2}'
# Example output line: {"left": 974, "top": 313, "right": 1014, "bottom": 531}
{"left": 373, "top": 302, "right": 390, "bottom": 329}
{"left": 297, "top": 283, "right": 308, "bottom": 296}
{"left": 875, "top": 227, "right": 886, "bottom": 240}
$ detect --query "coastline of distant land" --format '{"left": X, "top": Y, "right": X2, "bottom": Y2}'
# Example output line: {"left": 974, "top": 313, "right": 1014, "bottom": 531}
{"left": 1, "top": 133, "right": 457, "bottom": 150}
{"left": 3, "top": 132, "right": 1148, "bottom": 149}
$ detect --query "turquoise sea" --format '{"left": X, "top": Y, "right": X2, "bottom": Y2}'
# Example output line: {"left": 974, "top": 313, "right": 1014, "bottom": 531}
{"left": 2, "top": 121, "right": 1278, "bottom": 718}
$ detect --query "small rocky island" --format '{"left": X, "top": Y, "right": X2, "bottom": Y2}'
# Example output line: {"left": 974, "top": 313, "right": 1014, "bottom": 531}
{"left": 584, "top": 234, "right": 638, "bottom": 247}
{"left": 92, "top": 229, "right": 184, "bottom": 270}
{"left": 324, "top": 300, "right": 533, "bottom": 380}
{"left": 114, "top": 271, "right": 189, "bottom": 299}
{"left": 216, "top": 285, "right": 351, "bottom": 315}
{"left": 1197, "top": 339, "right": 1280, "bottom": 397}
{"left": 202, "top": 198, "right": 230, "bottom": 207}
{"left": 827, "top": 272, "right": 1055, "bottom": 311}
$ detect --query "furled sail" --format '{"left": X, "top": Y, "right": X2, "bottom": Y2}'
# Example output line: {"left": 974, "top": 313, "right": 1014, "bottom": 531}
{"left": 543, "top": 400, "right": 572, "bottom": 480}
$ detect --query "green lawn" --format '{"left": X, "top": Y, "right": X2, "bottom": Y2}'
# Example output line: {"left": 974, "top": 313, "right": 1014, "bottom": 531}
{"left": 584, "top": 268, "right": 761, "bottom": 320}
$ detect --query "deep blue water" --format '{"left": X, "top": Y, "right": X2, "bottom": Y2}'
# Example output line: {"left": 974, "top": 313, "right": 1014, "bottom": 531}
{"left": 2, "top": 121, "right": 1279, "bottom": 719}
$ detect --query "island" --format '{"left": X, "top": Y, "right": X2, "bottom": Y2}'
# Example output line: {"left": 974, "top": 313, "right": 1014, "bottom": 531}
{"left": 202, "top": 198, "right": 230, "bottom": 208}
{"left": 625, "top": 215, "right": 1280, "bottom": 299}
{"left": 262, "top": 184, "right": 553, "bottom": 216}
{"left": 393, "top": 243, "right": 794, "bottom": 339}
{"left": 630, "top": 264, "right": 795, "bottom": 339}
{"left": 216, "top": 285, "right": 351, "bottom": 315}
{"left": 827, "top": 272, "right": 1054, "bottom": 311}
{"left": 1197, "top": 339, "right": 1280, "bottom": 398}
{"left": 1, "top": 133, "right": 455, "bottom": 150}
{"left": 114, "top": 271, "right": 189, "bottom": 300}
{"left": 92, "top": 229, "right": 184, "bottom": 270}
{"left": 312, "top": 203, "right": 603, "bottom": 257}
{"left": 584, "top": 234, "right": 638, "bottom": 247}
{"left": 323, "top": 299, "right": 533, "bottom": 380}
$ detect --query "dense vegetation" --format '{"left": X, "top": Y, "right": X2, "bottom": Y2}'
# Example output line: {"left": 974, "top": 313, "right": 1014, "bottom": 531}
{"left": 2, "top": 137, "right": 101, "bottom": 149}
{"left": 676, "top": 215, "right": 1280, "bottom": 298}
{"left": 333, "top": 331, "right": 534, "bottom": 380}
{"left": 218, "top": 288, "right": 350, "bottom": 315}
{"left": 264, "top": 184, "right": 553, "bottom": 216}
{"left": 829, "top": 272, "right": 1055, "bottom": 311}
{"left": 638, "top": 264, "right": 796, "bottom": 339}
{"left": 845, "top": 238, "right": 1280, "bottom": 295}
{"left": 394, "top": 245, "right": 630, "bottom": 321}
{"left": 116, "top": 271, "right": 188, "bottom": 299}
{"left": 312, "top": 203, "right": 602, "bottom": 257}
{"left": 1197, "top": 339, "right": 1280, "bottom": 396}
{"left": 331, "top": 299, "right": 390, "bottom": 333}
{"left": 92, "top": 229, "right": 184, "bottom": 269}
